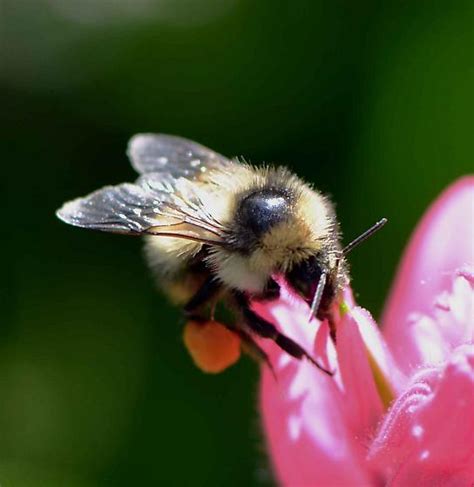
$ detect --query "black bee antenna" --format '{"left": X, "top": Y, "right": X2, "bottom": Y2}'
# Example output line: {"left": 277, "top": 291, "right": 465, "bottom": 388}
{"left": 342, "top": 218, "right": 387, "bottom": 256}
{"left": 308, "top": 271, "right": 327, "bottom": 321}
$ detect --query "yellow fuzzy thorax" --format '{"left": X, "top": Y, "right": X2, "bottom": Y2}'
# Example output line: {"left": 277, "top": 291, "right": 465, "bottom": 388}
{"left": 145, "top": 161, "right": 338, "bottom": 295}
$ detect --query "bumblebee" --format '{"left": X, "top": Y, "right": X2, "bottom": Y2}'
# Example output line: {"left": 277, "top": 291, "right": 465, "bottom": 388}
{"left": 57, "top": 134, "right": 385, "bottom": 374}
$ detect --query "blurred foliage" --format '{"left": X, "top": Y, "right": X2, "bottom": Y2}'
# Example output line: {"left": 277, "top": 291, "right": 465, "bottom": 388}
{"left": 1, "top": 0, "right": 472, "bottom": 485}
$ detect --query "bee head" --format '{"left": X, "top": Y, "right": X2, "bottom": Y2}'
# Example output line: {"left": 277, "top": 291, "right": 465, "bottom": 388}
{"left": 210, "top": 168, "right": 343, "bottom": 297}
{"left": 285, "top": 255, "right": 325, "bottom": 304}
{"left": 236, "top": 188, "right": 292, "bottom": 239}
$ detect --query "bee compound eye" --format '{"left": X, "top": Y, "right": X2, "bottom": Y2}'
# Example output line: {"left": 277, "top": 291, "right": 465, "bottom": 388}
{"left": 286, "top": 257, "right": 322, "bottom": 301}
{"left": 238, "top": 189, "right": 291, "bottom": 237}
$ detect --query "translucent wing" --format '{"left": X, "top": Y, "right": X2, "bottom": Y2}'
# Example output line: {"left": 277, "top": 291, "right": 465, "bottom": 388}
{"left": 56, "top": 173, "right": 227, "bottom": 245}
{"left": 57, "top": 134, "right": 236, "bottom": 244}
{"left": 127, "top": 133, "right": 232, "bottom": 177}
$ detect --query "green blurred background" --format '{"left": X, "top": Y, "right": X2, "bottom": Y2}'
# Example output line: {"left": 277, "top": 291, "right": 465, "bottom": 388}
{"left": 1, "top": 1, "right": 472, "bottom": 485}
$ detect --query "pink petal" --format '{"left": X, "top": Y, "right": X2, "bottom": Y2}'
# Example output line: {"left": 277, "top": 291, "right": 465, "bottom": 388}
{"left": 336, "top": 308, "right": 385, "bottom": 436}
{"left": 257, "top": 285, "right": 373, "bottom": 486}
{"left": 351, "top": 307, "right": 407, "bottom": 394}
{"left": 368, "top": 345, "right": 474, "bottom": 486}
{"left": 383, "top": 176, "right": 474, "bottom": 373}
{"left": 408, "top": 268, "right": 474, "bottom": 367}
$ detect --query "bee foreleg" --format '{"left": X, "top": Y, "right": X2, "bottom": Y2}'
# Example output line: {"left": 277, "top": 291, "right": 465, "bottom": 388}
{"left": 251, "top": 278, "right": 280, "bottom": 302}
{"left": 183, "top": 276, "right": 222, "bottom": 318}
{"left": 233, "top": 292, "right": 333, "bottom": 376}
{"left": 233, "top": 328, "right": 277, "bottom": 379}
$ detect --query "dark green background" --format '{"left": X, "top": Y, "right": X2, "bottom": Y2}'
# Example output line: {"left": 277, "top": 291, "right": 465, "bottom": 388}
{"left": 2, "top": 1, "right": 472, "bottom": 485}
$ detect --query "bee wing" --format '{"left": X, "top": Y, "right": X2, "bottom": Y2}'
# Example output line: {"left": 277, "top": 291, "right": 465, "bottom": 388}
{"left": 56, "top": 173, "right": 226, "bottom": 245}
{"left": 127, "top": 133, "right": 232, "bottom": 177}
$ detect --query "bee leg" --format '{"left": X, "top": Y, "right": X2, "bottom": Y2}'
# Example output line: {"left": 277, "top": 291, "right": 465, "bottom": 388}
{"left": 210, "top": 303, "right": 216, "bottom": 321}
{"left": 328, "top": 317, "right": 337, "bottom": 344}
{"left": 234, "top": 292, "right": 333, "bottom": 376}
{"left": 252, "top": 278, "right": 280, "bottom": 302}
{"left": 317, "top": 307, "right": 337, "bottom": 344}
{"left": 233, "top": 328, "right": 277, "bottom": 380}
{"left": 183, "top": 276, "right": 222, "bottom": 318}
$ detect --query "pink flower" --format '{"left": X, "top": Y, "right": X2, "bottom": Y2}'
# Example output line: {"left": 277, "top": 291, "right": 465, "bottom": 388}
{"left": 258, "top": 177, "right": 474, "bottom": 486}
